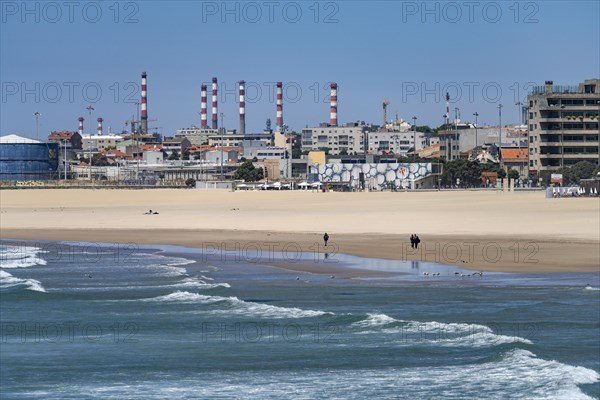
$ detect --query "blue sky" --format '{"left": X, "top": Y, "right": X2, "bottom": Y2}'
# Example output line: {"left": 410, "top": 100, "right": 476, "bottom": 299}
{"left": 1, "top": 0, "right": 599, "bottom": 138}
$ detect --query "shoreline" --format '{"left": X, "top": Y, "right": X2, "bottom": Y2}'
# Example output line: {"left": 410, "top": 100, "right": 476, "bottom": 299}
{"left": 2, "top": 228, "right": 599, "bottom": 274}
{"left": 1, "top": 189, "right": 598, "bottom": 275}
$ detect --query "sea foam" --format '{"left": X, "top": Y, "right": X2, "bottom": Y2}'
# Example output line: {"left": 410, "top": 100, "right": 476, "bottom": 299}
{"left": 142, "top": 291, "right": 330, "bottom": 318}
{"left": 0, "top": 270, "right": 46, "bottom": 292}
{"left": 0, "top": 245, "right": 47, "bottom": 268}
{"left": 351, "top": 313, "right": 533, "bottom": 347}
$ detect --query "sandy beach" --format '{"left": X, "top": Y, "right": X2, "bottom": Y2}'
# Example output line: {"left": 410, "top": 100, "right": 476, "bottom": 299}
{"left": 1, "top": 189, "right": 598, "bottom": 273}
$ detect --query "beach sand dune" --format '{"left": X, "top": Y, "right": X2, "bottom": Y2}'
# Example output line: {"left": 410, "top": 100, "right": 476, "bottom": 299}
{"left": 1, "top": 189, "right": 598, "bottom": 273}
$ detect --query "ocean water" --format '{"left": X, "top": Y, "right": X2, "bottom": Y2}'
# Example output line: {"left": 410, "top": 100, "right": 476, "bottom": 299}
{"left": 1, "top": 241, "right": 599, "bottom": 399}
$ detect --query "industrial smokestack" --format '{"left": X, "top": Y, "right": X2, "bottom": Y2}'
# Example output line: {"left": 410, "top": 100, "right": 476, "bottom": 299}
{"left": 97, "top": 118, "right": 103, "bottom": 136}
{"left": 239, "top": 80, "right": 246, "bottom": 135}
{"left": 201, "top": 84, "right": 208, "bottom": 128}
{"left": 141, "top": 71, "right": 148, "bottom": 134}
{"left": 78, "top": 117, "right": 84, "bottom": 136}
{"left": 211, "top": 77, "right": 218, "bottom": 129}
{"left": 276, "top": 82, "right": 283, "bottom": 130}
{"left": 330, "top": 83, "right": 338, "bottom": 127}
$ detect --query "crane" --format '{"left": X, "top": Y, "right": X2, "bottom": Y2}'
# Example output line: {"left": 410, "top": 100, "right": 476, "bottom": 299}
{"left": 125, "top": 116, "right": 157, "bottom": 135}
{"left": 382, "top": 99, "right": 391, "bottom": 131}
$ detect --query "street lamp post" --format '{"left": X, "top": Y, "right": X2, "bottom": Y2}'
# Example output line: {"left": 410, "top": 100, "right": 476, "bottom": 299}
{"left": 412, "top": 116, "right": 417, "bottom": 154}
{"left": 63, "top": 138, "right": 68, "bottom": 180}
{"left": 515, "top": 101, "right": 523, "bottom": 150}
{"left": 497, "top": 104, "right": 503, "bottom": 167}
{"left": 33, "top": 112, "right": 41, "bottom": 141}
{"left": 220, "top": 112, "right": 225, "bottom": 180}
{"left": 442, "top": 114, "right": 448, "bottom": 160}
{"left": 454, "top": 108, "right": 460, "bottom": 160}
{"left": 473, "top": 112, "right": 479, "bottom": 149}
{"left": 86, "top": 105, "right": 94, "bottom": 181}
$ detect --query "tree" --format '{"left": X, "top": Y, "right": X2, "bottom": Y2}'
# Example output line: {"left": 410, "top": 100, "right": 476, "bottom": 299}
{"left": 416, "top": 125, "right": 433, "bottom": 133}
{"left": 440, "top": 159, "right": 484, "bottom": 187}
{"left": 318, "top": 147, "right": 330, "bottom": 155}
{"left": 182, "top": 153, "right": 190, "bottom": 160}
{"left": 566, "top": 161, "right": 597, "bottom": 183}
{"left": 434, "top": 124, "right": 453, "bottom": 133}
{"left": 339, "top": 149, "right": 348, "bottom": 156}
{"left": 292, "top": 148, "right": 302, "bottom": 159}
{"left": 508, "top": 169, "right": 520, "bottom": 180}
{"left": 185, "top": 178, "right": 196, "bottom": 187}
{"left": 91, "top": 154, "right": 110, "bottom": 166}
{"left": 168, "top": 150, "right": 179, "bottom": 160}
{"left": 233, "top": 161, "right": 264, "bottom": 182}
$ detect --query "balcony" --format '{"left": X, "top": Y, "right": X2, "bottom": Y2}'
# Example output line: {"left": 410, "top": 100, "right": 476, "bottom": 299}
{"left": 564, "top": 153, "right": 598, "bottom": 158}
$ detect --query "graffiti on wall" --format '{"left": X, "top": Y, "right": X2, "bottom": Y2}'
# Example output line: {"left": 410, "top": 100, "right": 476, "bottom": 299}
{"left": 316, "top": 163, "right": 433, "bottom": 187}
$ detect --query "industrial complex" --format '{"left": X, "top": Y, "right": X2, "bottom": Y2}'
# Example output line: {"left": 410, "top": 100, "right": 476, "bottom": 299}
{"left": 1, "top": 72, "right": 598, "bottom": 190}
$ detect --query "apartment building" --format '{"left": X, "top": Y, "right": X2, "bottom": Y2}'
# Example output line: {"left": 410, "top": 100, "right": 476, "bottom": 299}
{"left": 528, "top": 79, "right": 599, "bottom": 175}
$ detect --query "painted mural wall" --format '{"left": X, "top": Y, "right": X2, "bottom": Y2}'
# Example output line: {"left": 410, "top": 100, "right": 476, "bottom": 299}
{"left": 316, "top": 163, "right": 433, "bottom": 187}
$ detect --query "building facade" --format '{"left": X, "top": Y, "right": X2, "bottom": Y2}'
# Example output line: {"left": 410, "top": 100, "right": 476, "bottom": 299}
{"left": 81, "top": 134, "right": 124, "bottom": 151}
{"left": 207, "top": 133, "right": 272, "bottom": 149}
{"left": 175, "top": 127, "right": 218, "bottom": 146}
{"left": 0, "top": 135, "right": 59, "bottom": 180}
{"left": 528, "top": 79, "right": 599, "bottom": 175}
{"left": 301, "top": 123, "right": 367, "bottom": 155}
{"left": 367, "top": 130, "right": 426, "bottom": 156}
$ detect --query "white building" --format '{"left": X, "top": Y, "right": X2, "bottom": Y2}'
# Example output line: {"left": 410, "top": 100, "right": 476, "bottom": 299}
{"left": 81, "top": 134, "right": 123, "bottom": 151}
{"left": 208, "top": 133, "right": 272, "bottom": 149}
{"left": 367, "top": 130, "right": 427, "bottom": 156}
{"left": 249, "top": 146, "right": 287, "bottom": 160}
{"left": 143, "top": 150, "right": 164, "bottom": 165}
{"left": 175, "top": 127, "right": 218, "bottom": 146}
{"left": 301, "top": 123, "right": 367, "bottom": 155}
{"left": 203, "top": 148, "right": 239, "bottom": 164}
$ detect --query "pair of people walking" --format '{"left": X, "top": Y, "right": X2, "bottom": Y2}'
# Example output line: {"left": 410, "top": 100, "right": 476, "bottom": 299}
{"left": 410, "top": 234, "right": 421, "bottom": 249}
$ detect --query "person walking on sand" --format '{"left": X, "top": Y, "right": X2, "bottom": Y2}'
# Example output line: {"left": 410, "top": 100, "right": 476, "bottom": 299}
{"left": 410, "top": 234, "right": 415, "bottom": 249}
{"left": 414, "top": 235, "right": 421, "bottom": 249}
{"left": 323, "top": 233, "right": 329, "bottom": 247}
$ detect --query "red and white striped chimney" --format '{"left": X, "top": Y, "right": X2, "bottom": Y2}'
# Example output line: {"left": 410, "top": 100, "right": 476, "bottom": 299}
{"left": 239, "top": 80, "right": 246, "bottom": 135}
{"left": 97, "top": 118, "right": 103, "bottom": 136}
{"left": 78, "top": 117, "right": 84, "bottom": 136}
{"left": 330, "top": 83, "right": 338, "bottom": 127}
{"left": 141, "top": 71, "right": 148, "bottom": 134}
{"left": 276, "top": 82, "right": 283, "bottom": 130}
{"left": 200, "top": 84, "right": 208, "bottom": 128}
{"left": 211, "top": 77, "right": 218, "bottom": 129}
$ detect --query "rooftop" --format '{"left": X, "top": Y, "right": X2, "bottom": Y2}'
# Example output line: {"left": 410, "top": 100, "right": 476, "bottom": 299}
{"left": 0, "top": 134, "right": 41, "bottom": 144}
{"left": 48, "top": 131, "right": 79, "bottom": 140}
{"left": 501, "top": 148, "right": 528, "bottom": 160}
